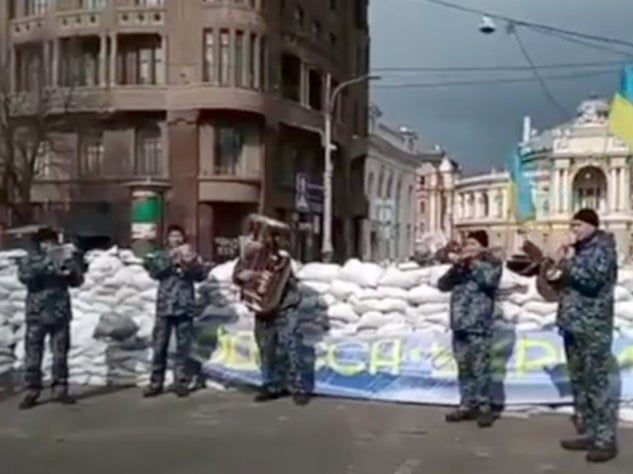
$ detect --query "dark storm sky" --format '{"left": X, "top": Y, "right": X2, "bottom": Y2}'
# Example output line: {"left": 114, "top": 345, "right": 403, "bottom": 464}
{"left": 369, "top": 0, "right": 633, "bottom": 173}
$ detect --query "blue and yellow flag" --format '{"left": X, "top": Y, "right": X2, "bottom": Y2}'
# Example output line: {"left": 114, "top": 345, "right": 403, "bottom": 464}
{"left": 609, "top": 92, "right": 633, "bottom": 150}
{"left": 507, "top": 148, "right": 535, "bottom": 223}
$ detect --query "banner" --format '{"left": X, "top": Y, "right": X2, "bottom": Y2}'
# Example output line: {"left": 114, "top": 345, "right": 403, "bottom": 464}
{"left": 200, "top": 326, "right": 633, "bottom": 406}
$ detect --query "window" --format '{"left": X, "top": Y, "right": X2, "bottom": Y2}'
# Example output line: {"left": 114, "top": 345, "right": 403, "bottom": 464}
{"left": 219, "top": 30, "right": 230, "bottom": 85}
{"left": 294, "top": 6, "right": 304, "bottom": 26}
{"left": 134, "top": 126, "right": 163, "bottom": 175}
{"left": 24, "top": 0, "right": 50, "bottom": 16}
{"left": 79, "top": 131, "right": 104, "bottom": 176}
{"left": 118, "top": 35, "right": 163, "bottom": 85}
{"left": 15, "top": 44, "right": 44, "bottom": 92}
{"left": 203, "top": 30, "right": 215, "bottom": 83}
{"left": 235, "top": 30, "right": 244, "bottom": 86}
{"left": 35, "top": 142, "right": 52, "bottom": 179}
{"left": 214, "top": 126, "right": 245, "bottom": 175}
{"left": 329, "top": 33, "right": 337, "bottom": 47}
{"left": 248, "top": 33, "right": 257, "bottom": 88}
{"left": 280, "top": 52, "right": 300, "bottom": 101}
{"left": 307, "top": 68, "right": 322, "bottom": 110}
{"left": 329, "top": 0, "right": 336, "bottom": 10}
{"left": 80, "top": 0, "right": 105, "bottom": 9}
{"left": 60, "top": 37, "right": 100, "bottom": 87}
{"left": 259, "top": 37, "right": 267, "bottom": 90}
{"left": 311, "top": 21, "right": 321, "bottom": 39}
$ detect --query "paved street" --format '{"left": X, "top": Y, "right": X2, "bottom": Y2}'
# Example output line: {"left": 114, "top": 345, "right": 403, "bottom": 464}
{"left": 1, "top": 387, "right": 631, "bottom": 474}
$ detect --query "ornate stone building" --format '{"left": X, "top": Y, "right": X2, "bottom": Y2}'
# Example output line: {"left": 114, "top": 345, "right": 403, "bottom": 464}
{"left": 418, "top": 97, "right": 633, "bottom": 258}
{"left": 0, "top": 0, "right": 370, "bottom": 262}
{"left": 363, "top": 105, "right": 436, "bottom": 262}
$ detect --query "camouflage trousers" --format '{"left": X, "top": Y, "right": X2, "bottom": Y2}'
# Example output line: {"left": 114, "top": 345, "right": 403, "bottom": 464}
{"left": 254, "top": 309, "right": 309, "bottom": 395}
{"left": 562, "top": 330, "right": 617, "bottom": 448}
{"left": 23, "top": 320, "right": 70, "bottom": 394}
{"left": 149, "top": 316, "right": 193, "bottom": 388}
{"left": 451, "top": 330, "right": 493, "bottom": 410}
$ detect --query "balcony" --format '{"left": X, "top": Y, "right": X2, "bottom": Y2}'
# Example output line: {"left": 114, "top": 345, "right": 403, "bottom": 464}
{"left": 116, "top": 0, "right": 166, "bottom": 30}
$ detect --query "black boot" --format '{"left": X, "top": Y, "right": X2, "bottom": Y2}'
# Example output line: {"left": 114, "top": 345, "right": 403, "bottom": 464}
{"left": 143, "top": 384, "right": 163, "bottom": 398}
{"left": 476, "top": 409, "right": 496, "bottom": 428}
{"left": 586, "top": 445, "right": 617, "bottom": 463}
{"left": 560, "top": 437, "right": 592, "bottom": 451}
{"left": 52, "top": 386, "right": 76, "bottom": 405}
{"left": 254, "top": 388, "right": 288, "bottom": 403}
{"left": 18, "top": 392, "right": 39, "bottom": 410}
{"left": 445, "top": 407, "right": 478, "bottom": 423}
{"left": 292, "top": 392, "right": 311, "bottom": 406}
{"left": 174, "top": 385, "right": 190, "bottom": 398}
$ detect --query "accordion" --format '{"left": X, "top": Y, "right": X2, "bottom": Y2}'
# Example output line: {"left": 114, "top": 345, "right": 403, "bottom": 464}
{"left": 238, "top": 215, "right": 292, "bottom": 316}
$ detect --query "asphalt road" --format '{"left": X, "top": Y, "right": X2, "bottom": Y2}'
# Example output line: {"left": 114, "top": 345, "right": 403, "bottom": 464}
{"left": 0, "top": 387, "right": 631, "bottom": 474}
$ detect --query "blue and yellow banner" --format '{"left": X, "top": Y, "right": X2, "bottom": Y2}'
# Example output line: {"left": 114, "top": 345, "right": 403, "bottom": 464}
{"left": 507, "top": 148, "right": 535, "bottom": 223}
{"left": 199, "top": 327, "right": 633, "bottom": 405}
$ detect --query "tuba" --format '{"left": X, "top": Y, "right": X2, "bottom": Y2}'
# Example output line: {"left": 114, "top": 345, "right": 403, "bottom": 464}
{"left": 238, "top": 215, "right": 293, "bottom": 317}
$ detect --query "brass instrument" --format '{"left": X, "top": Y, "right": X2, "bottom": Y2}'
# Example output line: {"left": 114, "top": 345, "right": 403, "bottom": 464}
{"left": 171, "top": 243, "right": 201, "bottom": 274}
{"left": 506, "top": 239, "right": 566, "bottom": 302}
{"left": 448, "top": 244, "right": 503, "bottom": 265}
{"left": 237, "top": 214, "right": 293, "bottom": 317}
{"left": 46, "top": 243, "right": 78, "bottom": 275}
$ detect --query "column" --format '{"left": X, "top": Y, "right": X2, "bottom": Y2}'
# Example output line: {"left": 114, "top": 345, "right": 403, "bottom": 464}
{"left": 608, "top": 167, "right": 618, "bottom": 212}
{"left": 618, "top": 167, "right": 626, "bottom": 211}
{"left": 474, "top": 191, "right": 483, "bottom": 218}
{"left": 561, "top": 168, "right": 570, "bottom": 213}
{"left": 51, "top": 38, "right": 59, "bottom": 87}
{"left": 253, "top": 36, "right": 261, "bottom": 90}
{"left": 109, "top": 33, "right": 117, "bottom": 86}
{"left": 429, "top": 190, "right": 437, "bottom": 233}
{"left": 502, "top": 188, "right": 510, "bottom": 219}
{"left": 99, "top": 34, "right": 107, "bottom": 86}
{"left": 43, "top": 41, "right": 50, "bottom": 86}
{"left": 158, "top": 34, "right": 167, "bottom": 85}
{"left": 487, "top": 189, "right": 495, "bottom": 218}
{"left": 552, "top": 168, "right": 561, "bottom": 213}
{"left": 622, "top": 165, "right": 631, "bottom": 210}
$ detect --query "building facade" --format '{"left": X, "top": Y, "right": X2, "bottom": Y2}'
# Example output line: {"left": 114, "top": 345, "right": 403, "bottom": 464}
{"left": 0, "top": 0, "right": 371, "bottom": 262}
{"left": 420, "top": 98, "right": 633, "bottom": 259}
{"left": 362, "top": 105, "right": 424, "bottom": 262}
{"left": 415, "top": 152, "right": 458, "bottom": 250}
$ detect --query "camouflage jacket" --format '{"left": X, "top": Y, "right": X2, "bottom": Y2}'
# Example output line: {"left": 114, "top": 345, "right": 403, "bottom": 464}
{"left": 144, "top": 250, "right": 208, "bottom": 318}
{"left": 232, "top": 252, "right": 301, "bottom": 316}
{"left": 557, "top": 230, "right": 617, "bottom": 336}
{"left": 437, "top": 257, "right": 502, "bottom": 332}
{"left": 18, "top": 249, "right": 85, "bottom": 325}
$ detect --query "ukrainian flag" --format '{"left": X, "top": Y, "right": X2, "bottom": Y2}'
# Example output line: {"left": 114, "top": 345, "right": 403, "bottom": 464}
{"left": 608, "top": 66, "right": 633, "bottom": 149}
{"left": 609, "top": 92, "right": 633, "bottom": 149}
{"left": 507, "top": 147, "right": 535, "bottom": 223}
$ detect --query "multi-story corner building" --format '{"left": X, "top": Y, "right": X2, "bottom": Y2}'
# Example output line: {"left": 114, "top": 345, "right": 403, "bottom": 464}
{"left": 363, "top": 104, "right": 438, "bottom": 262}
{"left": 0, "top": 0, "right": 370, "bottom": 262}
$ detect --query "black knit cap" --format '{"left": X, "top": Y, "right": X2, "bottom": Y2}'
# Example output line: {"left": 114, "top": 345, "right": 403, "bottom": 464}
{"left": 467, "top": 230, "right": 489, "bottom": 248}
{"left": 35, "top": 226, "right": 58, "bottom": 243}
{"left": 572, "top": 208, "right": 599, "bottom": 228}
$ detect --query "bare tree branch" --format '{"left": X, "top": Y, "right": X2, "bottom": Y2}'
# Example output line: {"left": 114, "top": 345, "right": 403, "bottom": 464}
{"left": 0, "top": 35, "right": 81, "bottom": 225}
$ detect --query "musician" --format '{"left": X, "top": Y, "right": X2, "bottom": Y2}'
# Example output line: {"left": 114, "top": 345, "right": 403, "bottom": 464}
{"left": 551, "top": 209, "right": 618, "bottom": 463}
{"left": 143, "top": 224, "right": 208, "bottom": 398}
{"left": 17, "top": 226, "right": 85, "bottom": 410}
{"left": 437, "top": 230, "right": 502, "bottom": 427}
{"left": 232, "top": 221, "right": 309, "bottom": 406}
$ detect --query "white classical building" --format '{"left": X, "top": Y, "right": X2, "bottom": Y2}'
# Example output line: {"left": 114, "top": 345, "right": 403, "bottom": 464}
{"left": 418, "top": 97, "right": 633, "bottom": 258}
{"left": 362, "top": 105, "right": 442, "bottom": 261}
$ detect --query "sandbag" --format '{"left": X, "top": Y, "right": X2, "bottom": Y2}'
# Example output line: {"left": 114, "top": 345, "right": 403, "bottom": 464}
{"left": 377, "top": 266, "right": 423, "bottom": 289}
{"left": 297, "top": 262, "right": 340, "bottom": 282}
{"left": 93, "top": 313, "right": 139, "bottom": 341}
{"left": 339, "top": 259, "right": 384, "bottom": 288}
{"left": 407, "top": 285, "right": 448, "bottom": 305}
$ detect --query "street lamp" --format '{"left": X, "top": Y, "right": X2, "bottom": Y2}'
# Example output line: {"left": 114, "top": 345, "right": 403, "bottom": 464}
{"left": 322, "top": 73, "right": 380, "bottom": 262}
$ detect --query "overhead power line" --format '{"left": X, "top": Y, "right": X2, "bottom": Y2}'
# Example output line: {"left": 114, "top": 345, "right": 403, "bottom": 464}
{"left": 372, "top": 60, "right": 625, "bottom": 73}
{"left": 510, "top": 26, "right": 568, "bottom": 118}
{"left": 423, "top": 0, "right": 633, "bottom": 50}
{"left": 374, "top": 69, "right": 619, "bottom": 90}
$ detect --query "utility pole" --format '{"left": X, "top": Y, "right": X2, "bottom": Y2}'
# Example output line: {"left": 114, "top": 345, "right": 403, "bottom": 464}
{"left": 321, "top": 73, "right": 380, "bottom": 262}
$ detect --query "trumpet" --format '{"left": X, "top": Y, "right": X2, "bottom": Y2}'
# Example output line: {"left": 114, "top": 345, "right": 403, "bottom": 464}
{"left": 543, "top": 243, "right": 573, "bottom": 282}
{"left": 448, "top": 245, "right": 503, "bottom": 265}
{"left": 171, "top": 244, "right": 201, "bottom": 270}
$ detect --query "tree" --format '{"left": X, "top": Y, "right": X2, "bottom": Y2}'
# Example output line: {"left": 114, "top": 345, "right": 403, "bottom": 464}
{"left": 0, "top": 41, "right": 77, "bottom": 225}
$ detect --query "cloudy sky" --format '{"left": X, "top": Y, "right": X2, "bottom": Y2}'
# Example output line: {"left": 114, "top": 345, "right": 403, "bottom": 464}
{"left": 369, "top": 0, "right": 633, "bottom": 173}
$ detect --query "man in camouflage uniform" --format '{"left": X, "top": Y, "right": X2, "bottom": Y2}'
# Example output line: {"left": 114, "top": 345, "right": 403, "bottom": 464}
{"left": 438, "top": 230, "right": 502, "bottom": 427}
{"left": 18, "top": 227, "right": 85, "bottom": 410}
{"left": 143, "top": 224, "right": 208, "bottom": 398}
{"left": 233, "top": 218, "right": 309, "bottom": 405}
{"left": 552, "top": 208, "right": 618, "bottom": 463}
